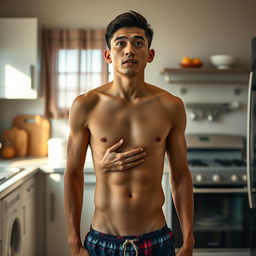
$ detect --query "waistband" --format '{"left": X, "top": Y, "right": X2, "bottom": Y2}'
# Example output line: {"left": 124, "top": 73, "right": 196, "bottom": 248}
{"left": 89, "top": 224, "right": 172, "bottom": 241}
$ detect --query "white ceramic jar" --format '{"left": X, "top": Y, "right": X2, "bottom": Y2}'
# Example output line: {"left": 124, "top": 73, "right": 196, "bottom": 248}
{"left": 47, "top": 138, "right": 66, "bottom": 168}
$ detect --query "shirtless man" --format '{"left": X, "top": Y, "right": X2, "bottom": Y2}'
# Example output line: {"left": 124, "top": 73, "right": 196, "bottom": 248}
{"left": 64, "top": 11, "right": 194, "bottom": 256}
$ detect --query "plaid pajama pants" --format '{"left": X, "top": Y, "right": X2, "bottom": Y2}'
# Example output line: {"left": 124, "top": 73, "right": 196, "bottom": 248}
{"left": 83, "top": 225, "right": 176, "bottom": 256}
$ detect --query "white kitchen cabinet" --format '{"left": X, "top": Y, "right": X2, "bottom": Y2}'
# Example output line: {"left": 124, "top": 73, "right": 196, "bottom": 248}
{"left": 0, "top": 174, "right": 41, "bottom": 256}
{"left": 80, "top": 175, "right": 96, "bottom": 242}
{"left": 46, "top": 173, "right": 69, "bottom": 256}
{"left": 162, "top": 170, "right": 171, "bottom": 227}
{"left": 0, "top": 18, "right": 41, "bottom": 99}
{"left": 21, "top": 176, "right": 37, "bottom": 256}
{"left": 46, "top": 172, "right": 95, "bottom": 256}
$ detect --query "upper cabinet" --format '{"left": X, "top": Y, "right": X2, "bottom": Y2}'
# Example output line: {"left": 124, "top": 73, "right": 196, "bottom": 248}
{"left": 161, "top": 68, "right": 249, "bottom": 85}
{"left": 0, "top": 18, "right": 41, "bottom": 99}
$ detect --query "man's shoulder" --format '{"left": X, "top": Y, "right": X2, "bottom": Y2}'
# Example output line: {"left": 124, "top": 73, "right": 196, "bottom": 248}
{"left": 69, "top": 84, "right": 111, "bottom": 128}
{"left": 147, "top": 83, "right": 184, "bottom": 109}
{"left": 72, "top": 83, "right": 110, "bottom": 112}
{"left": 148, "top": 84, "right": 186, "bottom": 127}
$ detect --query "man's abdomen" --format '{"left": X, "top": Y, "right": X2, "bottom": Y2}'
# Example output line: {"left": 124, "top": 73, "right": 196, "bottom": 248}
{"left": 92, "top": 166, "right": 166, "bottom": 236}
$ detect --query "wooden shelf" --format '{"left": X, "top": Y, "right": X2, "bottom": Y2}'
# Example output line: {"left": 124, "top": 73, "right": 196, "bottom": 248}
{"left": 162, "top": 67, "right": 249, "bottom": 74}
{"left": 161, "top": 68, "right": 250, "bottom": 84}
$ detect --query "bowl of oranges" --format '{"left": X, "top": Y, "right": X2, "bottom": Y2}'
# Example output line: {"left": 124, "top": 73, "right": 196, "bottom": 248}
{"left": 179, "top": 56, "right": 203, "bottom": 68}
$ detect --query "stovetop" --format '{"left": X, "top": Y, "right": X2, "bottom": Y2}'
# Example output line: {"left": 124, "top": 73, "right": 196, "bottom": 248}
{"left": 186, "top": 134, "right": 246, "bottom": 186}
{"left": 188, "top": 159, "right": 246, "bottom": 186}
{"left": 188, "top": 158, "right": 246, "bottom": 168}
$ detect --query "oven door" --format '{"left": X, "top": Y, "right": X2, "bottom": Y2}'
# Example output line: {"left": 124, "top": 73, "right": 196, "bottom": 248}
{"left": 172, "top": 187, "right": 250, "bottom": 249}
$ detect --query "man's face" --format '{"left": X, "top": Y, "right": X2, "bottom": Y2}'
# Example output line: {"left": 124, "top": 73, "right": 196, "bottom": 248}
{"left": 104, "top": 27, "right": 154, "bottom": 78}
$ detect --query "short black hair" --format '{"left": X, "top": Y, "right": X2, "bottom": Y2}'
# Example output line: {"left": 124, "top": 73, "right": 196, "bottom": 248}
{"left": 105, "top": 10, "right": 154, "bottom": 49}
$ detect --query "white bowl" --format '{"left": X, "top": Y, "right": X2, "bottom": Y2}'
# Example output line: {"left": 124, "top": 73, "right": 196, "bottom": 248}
{"left": 210, "top": 55, "right": 237, "bottom": 69}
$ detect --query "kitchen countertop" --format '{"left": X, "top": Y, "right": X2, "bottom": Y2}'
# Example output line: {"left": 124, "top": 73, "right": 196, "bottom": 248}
{"left": 0, "top": 156, "right": 95, "bottom": 199}
{"left": 0, "top": 156, "right": 93, "bottom": 170}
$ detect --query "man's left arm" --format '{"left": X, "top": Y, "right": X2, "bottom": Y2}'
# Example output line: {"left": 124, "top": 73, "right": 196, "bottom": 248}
{"left": 166, "top": 97, "right": 194, "bottom": 255}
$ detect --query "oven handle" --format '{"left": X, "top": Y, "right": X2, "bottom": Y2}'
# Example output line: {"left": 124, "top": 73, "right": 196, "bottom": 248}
{"left": 193, "top": 187, "right": 248, "bottom": 193}
{"left": 247, "top": 71, "right": 254, "bottom": 208}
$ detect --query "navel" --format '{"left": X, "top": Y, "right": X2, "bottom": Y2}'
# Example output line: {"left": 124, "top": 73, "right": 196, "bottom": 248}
{"left": 101, "top": 137, "right": 107, "bottom": 143}
{"left": 156, "top": 136, "right": 161, "bottom": 142}
{"left": 128, "top": 193, "right": 133, "bottom": 198}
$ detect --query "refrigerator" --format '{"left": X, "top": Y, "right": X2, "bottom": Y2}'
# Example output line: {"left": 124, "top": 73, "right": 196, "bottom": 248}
{"left": 247, "top": 36, "right": 256, "bottom": 256}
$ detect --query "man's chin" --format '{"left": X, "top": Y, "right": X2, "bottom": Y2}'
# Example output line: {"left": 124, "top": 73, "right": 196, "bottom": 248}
{"left": 122, "top": 68, "right": 138, "bottom": 77}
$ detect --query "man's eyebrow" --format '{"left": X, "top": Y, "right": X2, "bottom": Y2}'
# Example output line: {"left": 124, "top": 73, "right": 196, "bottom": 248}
{"left": 133, "top": 35, "right": 145, "bottom": 41}
{"left": 113, "top": 35, "right": 146, "bottom": 42}
{"left": 113, "top": 36, "right": 127, "bottom": 42}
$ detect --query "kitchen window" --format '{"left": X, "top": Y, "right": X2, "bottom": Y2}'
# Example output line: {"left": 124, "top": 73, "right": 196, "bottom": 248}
{"left": 42, "top": 29, "right": 111, "bottom": 119}
{"left": 56, "top": 49, "right": 113, "bottom": 109}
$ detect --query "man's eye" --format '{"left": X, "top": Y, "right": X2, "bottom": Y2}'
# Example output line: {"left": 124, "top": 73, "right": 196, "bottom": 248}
{"left": 116, "top": 41, "right": 125, "bottom": 46}
{"left": 135, "top": 41, "right": 144, "bottom": 47}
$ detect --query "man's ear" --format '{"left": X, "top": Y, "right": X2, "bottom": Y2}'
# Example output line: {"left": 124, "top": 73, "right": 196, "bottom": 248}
{"left": 104, "top": 49, "right": 112, "bottom": 63}
{"left": 147, "top": 49, "right": 155, "bottom": 63}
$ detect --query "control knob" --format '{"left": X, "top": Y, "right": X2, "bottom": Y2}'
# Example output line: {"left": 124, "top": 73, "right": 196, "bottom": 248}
{"left": 230, "top": 174, "right": 238, "bottom": 182}
{"left": 195, "top": 174, "right": 203, "bottom": 183}
{"left": 212, "top": 174, "right": 221, "bottom": 183}
{"left": 242, "top": 174, "right": 247, "bottom": 182}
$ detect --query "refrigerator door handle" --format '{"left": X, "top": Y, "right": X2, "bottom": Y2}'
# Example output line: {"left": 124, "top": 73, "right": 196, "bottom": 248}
{"left": 247, "top": 72, "right": 254, "bottom": 209}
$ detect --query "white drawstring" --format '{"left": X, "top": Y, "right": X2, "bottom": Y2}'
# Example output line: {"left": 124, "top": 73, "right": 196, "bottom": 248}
{"left": 122, "top": 238, "right": 139, "bottom": 256}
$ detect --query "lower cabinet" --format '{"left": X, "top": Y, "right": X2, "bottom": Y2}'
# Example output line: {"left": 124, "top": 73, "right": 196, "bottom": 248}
{"left": 46, "top": 172, "right": 95, "bottom": 256}
{"left": 21, "top": 177, "right": 37, "bottom": 256}
{"left": 162, "top": 171, "right": 171, "bottom": 227}
{"left": 0, "top": 174, "right": 43, "bottom": 256}
{"left": 80, "top": 175, "right": 96, "bottom": 239}
{"left": 46, "top": 173, "right": 68, "bottom": 256}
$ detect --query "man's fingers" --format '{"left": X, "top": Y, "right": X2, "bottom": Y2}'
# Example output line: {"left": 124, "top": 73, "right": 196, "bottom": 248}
{"left": 105, "top": 158, "right": 145, "bottom": 173}
{"left": 120, "top": 159, "right": 145, "bottom": 170}
{"left": 120, "top": 148, "right": 144, "bottom": 158}
{"left": 122, "top": 152, "right": 146, "bottom": 163}
{"left": 108, "top": 139, "right": 124, "bottom": 152}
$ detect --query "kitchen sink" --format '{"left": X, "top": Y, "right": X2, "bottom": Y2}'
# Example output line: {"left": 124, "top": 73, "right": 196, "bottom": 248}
{"left": 0, "top": 167, "right": 24, "bottom": 184}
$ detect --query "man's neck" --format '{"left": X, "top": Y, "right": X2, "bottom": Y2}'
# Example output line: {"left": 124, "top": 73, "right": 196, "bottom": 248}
{"left": 111, "top": 73, "right": 146, "bottom": 101}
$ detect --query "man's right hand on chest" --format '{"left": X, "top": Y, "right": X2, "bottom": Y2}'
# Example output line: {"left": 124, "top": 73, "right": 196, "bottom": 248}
{"left": 101, "top": 139, "right": 146, "bottom": 172}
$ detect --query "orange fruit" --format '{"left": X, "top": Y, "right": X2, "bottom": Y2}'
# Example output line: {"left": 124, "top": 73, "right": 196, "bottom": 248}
{"left": 192, "top": 58, "right": 202, "bottom": 65}
{"left": 181, "top": 57, "right": 193, "bottom": 65}
{"left": 1, "top": 146, "right": 16, "bottom": 158}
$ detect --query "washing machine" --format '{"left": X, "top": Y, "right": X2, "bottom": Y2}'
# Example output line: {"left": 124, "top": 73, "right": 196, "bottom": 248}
{"left": 1, "top": 185, "right": 24, "bottom": 256}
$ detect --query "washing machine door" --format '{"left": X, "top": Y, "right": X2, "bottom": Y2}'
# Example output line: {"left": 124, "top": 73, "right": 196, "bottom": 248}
{"left": 7, "top": 211, "right": 22, "bottom": 256}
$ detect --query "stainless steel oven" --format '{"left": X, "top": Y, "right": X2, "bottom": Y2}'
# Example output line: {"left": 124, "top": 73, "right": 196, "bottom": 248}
{"left": 172, "top": 187, "right": 250, "bottom": 249}
{"left": 171, "top": 134, "right": 250, "bottom": 252}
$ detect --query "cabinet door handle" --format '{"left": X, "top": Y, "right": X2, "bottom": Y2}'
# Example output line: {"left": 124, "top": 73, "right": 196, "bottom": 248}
{"left": 30, "top": 64, "right": 35, "bottom": 89}
{"left": 23, "top": 205, "right": 26, "bottom": 235}
{"left": 50, "top": 193, "right": 55, "bottom": 222}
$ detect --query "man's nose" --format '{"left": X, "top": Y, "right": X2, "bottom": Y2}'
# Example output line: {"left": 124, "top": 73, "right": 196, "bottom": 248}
{"left": 125, "top": 43, "right": 135, "bottom": 56}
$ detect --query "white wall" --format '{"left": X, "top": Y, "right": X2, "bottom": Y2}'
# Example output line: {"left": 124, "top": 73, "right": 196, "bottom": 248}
{"left": 0, "top": 0, "right": 255, "bottom": 137}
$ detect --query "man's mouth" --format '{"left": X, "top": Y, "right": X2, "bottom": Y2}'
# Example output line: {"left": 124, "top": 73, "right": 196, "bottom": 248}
{"left": 122, "top": 59, "right": 137, "bottom": 64}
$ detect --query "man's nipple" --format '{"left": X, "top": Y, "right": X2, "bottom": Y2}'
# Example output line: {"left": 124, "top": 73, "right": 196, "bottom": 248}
{"left": 101, "top": 137, "right": 107, "bottom": 143}
{"left": 156, "top": 137, "right": 161, "bottom": 142}
{"left": 128, "top": 193, "right": 133, "bottom": 198}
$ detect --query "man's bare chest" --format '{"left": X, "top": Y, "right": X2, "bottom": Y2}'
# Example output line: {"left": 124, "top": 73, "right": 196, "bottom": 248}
{"left": 88, "top": 98, "right": 171, "bottom": 149}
